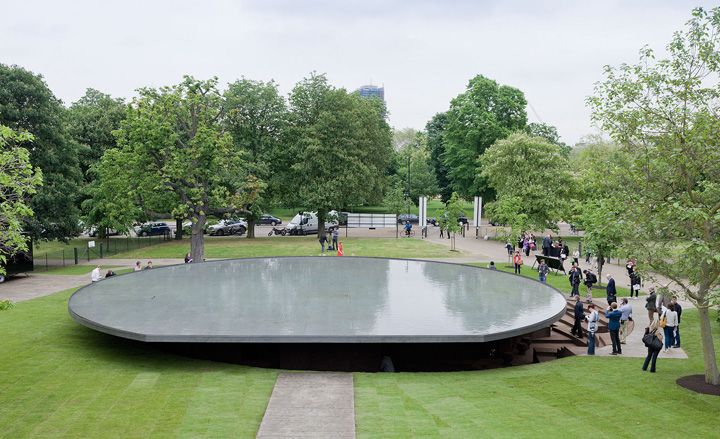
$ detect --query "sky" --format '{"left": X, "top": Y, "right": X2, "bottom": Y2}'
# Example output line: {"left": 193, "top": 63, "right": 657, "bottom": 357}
{"left": 0, "top": 0, "right": 702, "bottom": 144}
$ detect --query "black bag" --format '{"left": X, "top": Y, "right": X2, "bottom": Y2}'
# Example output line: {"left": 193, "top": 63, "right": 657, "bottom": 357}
{"left": 642, "top": 333, "right": 653, "bottom": 347}
{"left": 643, "top": 333, "right": 662, "bottom": 351}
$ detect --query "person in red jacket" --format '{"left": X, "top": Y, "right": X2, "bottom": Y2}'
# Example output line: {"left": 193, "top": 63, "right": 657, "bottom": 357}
{"left": 513, "top": 251, "right": 523, "bottom": 274}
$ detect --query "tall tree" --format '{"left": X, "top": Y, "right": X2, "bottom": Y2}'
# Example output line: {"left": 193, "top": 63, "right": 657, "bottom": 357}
{"left": 443, "top": 75, "right": 527, "bottom": 199}
{"left": 67, "top": 88, "right": 126, "bottom": 180}
{"left": 393, "top": 131, "right": 439, "bottom": 202}
{"left": 280, "top": 73, "right": 393, "bottom": 236}
{"left": 526, "top": 122, "right": 570, "bottom": 156}
{"left": 224, "top": 79, "right": 286, "bottom": 238}
{"left": 480, "top": 132, "right": 570, "bottom": 235}
{"left": 112, "top": 76, "right": 245, "bottom": 262}
{"left": 0, "top": 125, "right": 43, "bottom": 277}
{"left": 588, "top": 6, "right": 720, "bottom": 385}
{"left": 0, "top": 64, "right": 82, "bottom": 241}
{"left": 426, "top": 112, "right": 453, "bottom": 202}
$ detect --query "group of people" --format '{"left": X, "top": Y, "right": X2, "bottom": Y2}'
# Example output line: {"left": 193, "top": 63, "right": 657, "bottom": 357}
{"left": 90, "top": 265, "right": 116, "bottom": 282}
{"left": 319, "top": 228, "right": 342, "bottom": 255}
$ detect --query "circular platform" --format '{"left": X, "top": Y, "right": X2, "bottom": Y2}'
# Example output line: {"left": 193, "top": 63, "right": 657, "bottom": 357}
{"left": 68, "top": 257, "right": 567, "bottom": 343}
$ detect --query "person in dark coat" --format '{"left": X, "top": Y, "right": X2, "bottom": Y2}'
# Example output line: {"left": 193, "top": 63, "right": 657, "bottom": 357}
{"left": 671, "top": 296, "right": 683, "bottom": 348}
{"left": 542, "top": 233, "right": 552, "bottom": 256}
{"left": 646, "top": 287, "right": 657, "bottom": 321}
{"left": 606, "top": 302, "right": 623, "bottom": 355}
{"left": 606, "top": 274, "right": 617, "bottom": 306}
{"left": 642, "top": 320, "right": 663, "bottom": 373}
{"left": 571, "top": 296, "right": 584, "bottom": 338}
{"left": 568, "top": 264, "right": 582, "bottom": 297}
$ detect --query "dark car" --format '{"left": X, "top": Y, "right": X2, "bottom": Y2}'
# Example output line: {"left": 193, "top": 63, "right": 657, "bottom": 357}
{"left": 136, "top": 222, "right": 171, "bottom": 237}
{"left": 89, "top": 227, "right": 121, "bottom": 237}
{"left": 427, "top": 215, "right": 469, "bottom": 226}
{"left": 258, "top": 214, "right": 282, "bottom": 226}
{"left": 398, "top": 213, "right": 419, "bottom": 224}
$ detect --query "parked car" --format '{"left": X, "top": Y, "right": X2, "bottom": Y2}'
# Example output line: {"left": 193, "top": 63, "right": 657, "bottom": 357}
{"left": 426, "top": 214, "right": 469, "bottom": 226}
{"left": 258, "top": 214, "right": 282, "bottom": 226}
{"left": 181, "top": 221, "right": 211, "bottom": 236}
{"left": 88, "top": 227, "right": 121, "bottom": 237}
{"left": 208, "top": 219, "right": 247, "bottom": 236}
{"left": 136, "top": 222, "right": 171, "bottom": 237}
{"left": 285, "top": 212, "right": 338, "bottom": 235}
{"left": 397, "top": 214, "right": 419, "bottom": 224}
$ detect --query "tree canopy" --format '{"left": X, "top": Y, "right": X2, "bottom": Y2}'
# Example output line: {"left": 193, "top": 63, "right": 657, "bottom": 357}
{"left": 0, "top": 64, "right": 81, "bottom": 241}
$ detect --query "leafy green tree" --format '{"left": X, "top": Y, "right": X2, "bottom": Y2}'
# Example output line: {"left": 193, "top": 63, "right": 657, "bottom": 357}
{"left": 280, "top": 73, "right": 393, "bottom": 236}
{"left": 588, "top": 6, "right": 720, "bottom": 385}
{"left": 383, "top": 182, "right": 406, "bottom": 238}
{"left": 0, "top": 125, "right": 43, "bottom": 276}
{"left": 439, "top": 192, "right": 466, "bottom": 251}
{"left": 224, "top": 79, "right": 287, "bottom": 238}
{"left": 112, "top": 76, "right": 244, "bottom": 262}
{"left": 67, "top": 88, "right": 126, "bottom": 180}
{"left": 526, "top": 122, "right": 570, "bottom": 156}
{"left": 480, "top": 132, "right": 570, "bottom": 234}
{"left": 443, "top": 75, "right": 527, "bottom": 199}
{"left": 426, "top": 112, "right": 453, "bottom": 202}
{"left": 0, "top": 64, "right": 82, "bottom": 241}
{"left": 485, "top": 196, "right": 530, "bottom": 249}
{"left": 393, "top": 131, "right": 439, "bottom": 202}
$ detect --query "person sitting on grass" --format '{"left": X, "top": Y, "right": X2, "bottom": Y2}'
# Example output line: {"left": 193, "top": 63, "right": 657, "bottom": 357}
{"left": 488, "top": 261, "right": 497, "bottom": 270}
{"left": 144, "top": 261, "right": 153, "bottom": 270}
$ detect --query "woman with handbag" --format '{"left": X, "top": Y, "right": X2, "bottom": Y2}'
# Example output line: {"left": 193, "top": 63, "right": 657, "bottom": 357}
{"left": 642, "top": 320, "right": 664, "bottom": 373}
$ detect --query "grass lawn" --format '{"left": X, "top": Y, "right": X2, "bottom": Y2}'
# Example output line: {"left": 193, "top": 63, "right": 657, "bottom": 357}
{"left": 0, "top": 288, "right": 277, "bottom": 438}
{"left": 108, "top": 237, "right": 460, "bottom": 260}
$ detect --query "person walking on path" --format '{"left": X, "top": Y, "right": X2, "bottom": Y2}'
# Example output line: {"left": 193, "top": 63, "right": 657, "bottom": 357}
{"left": 606, "top": 302, "right": 623, "bottom": 355}
{"left": 585, "top": 303, "right": 599, "bottom": 355}
{"left": 572, "top": 249, "right": 580, "bottom": 266}
{"left": 661, "top": 304, "right": 678, "bottom": 353}
{"left": 513, "top": 251, "right": 523, "bottom": 274}
{"left": 571, "top": 296, "right": 584, "bottom": 338}
{"left": 642, "top": 320, "right": 663, "bottom": 373}
{"left": 568, "top": 264, "right": 582, "bottom": 297}
{"left": 646, "top": 288, "right": 657, "bottom": 322}
{"left": 671, "top": 297, "right": 683, "bottom": 348}
{"left": 619, "top": 298, "right": 633, "bottom": 344}
{"left": 583, "top": 269, "right": 597, "bottom": 296}
{"left": 630, "top": 266, "right": 641, "bottom": 298}
{"left": 538, "top": 259, "right": 549, "bottom": 283}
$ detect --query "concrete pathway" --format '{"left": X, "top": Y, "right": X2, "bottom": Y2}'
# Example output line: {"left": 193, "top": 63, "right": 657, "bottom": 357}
{"left": 0, "top": 274, "right": 89, "bottom": 302}
{"left": 256, "top": 372, "right": 355, "bottom": 439}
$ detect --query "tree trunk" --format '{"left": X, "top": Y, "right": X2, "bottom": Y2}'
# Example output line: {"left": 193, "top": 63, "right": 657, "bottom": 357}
{"left": 190, "top": 215, "right": 206, "bottom": 263}
{"left": 175, "top": 218, "right": 183, "bottom": 240}
{"left": 317, "top": 209, "right": 326, "bottom": 238}
{"left": 698, "top": 305, "right": 720, "bottom": 385}
{"left": 247, "top": 217, "right": 255, "bottom": 239}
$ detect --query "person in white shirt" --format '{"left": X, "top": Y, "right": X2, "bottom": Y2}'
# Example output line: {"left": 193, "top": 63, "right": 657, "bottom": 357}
{"left": 662, "top": 304, "right": 679, "bottom": 352}
{"left": 585, "top": 303, "right": 599, "bottom": 355}
{"left": 134, "top": 261, "right": 142, "bottom": 272}
{"left": 572, "top": 249, "right": 580, "bottom": 265}
{"left": 618, "top": 298, "right": 633, "bottom": 344}
{"left": 90, "top": 265, "right": 101, "bottom": 282}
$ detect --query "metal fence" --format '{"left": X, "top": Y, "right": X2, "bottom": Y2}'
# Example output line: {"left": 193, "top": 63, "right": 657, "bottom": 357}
{"left": 345, "top": 213, "right": 397, "bottom": 228}
{"left": 33, "top": 233, "right": 173, "bottom": 271}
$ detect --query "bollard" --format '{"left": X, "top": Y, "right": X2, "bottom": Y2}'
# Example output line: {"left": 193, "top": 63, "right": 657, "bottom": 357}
{"left": 99, "top": 243, "right": 103, "bottom": 259}
{"left": 62, "top": 249, "right": 65, "bottom": 267}
{"left": 74, "top": 247, "right": 79, "bottom": 265}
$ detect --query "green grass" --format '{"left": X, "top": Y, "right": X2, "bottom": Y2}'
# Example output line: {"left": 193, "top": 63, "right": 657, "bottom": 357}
{"left": 108, "top": 237, "right": 460, "bottom": 260}
{"left": 0, "top": 289, "right": 277, "bottom": 438}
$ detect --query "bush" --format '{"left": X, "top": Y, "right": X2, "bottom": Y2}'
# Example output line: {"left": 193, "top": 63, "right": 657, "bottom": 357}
{"left": 0, "top": 300, "right": 15, "bottom": 311}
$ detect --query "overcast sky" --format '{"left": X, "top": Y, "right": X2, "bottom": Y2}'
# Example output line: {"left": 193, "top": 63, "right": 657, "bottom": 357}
{"left": 1, "top": 0, "right": 701, "bottom": 144}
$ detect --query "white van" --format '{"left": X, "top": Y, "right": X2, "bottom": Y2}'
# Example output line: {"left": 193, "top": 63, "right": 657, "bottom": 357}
{"left": 285, "top": 212, "right": 338, "bottom": 235}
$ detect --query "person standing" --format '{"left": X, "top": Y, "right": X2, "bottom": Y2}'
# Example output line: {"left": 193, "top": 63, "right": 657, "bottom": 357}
{"left": 568, "top": 264, "right": 582, "bottom": 297}
{"left": 572, "top": 249, "right": 580, "bottom": 266}
{"left": 630, "top": 266, "right": 641, "bottom": 298}
{"left": 583, "top": 269, "right": 597, "bottom": 295}
{"left": 662, "top": 304, "right": 678, "bottom": 353}
{"left": 646, "top": 287, "right": 658, "bottom": 322}
{"left": 513, "top": 251, "right": 523, "bottom": 275}
{"left": 542, "top": 233, "right": 552, "bottom": 256}
{"left": 505, "top": 241, "right": 513, "bottom": 257}
{"left": 332, "top": 228, "right": 339, "bottom": 251}
{"left": 606, "top": 274, "right": 617, "bottom": 306}
{"left": 642, "top": 320, "right": 663, "bottom": 373}
{"left": 585, "top": 303, "right": 599, "bottom": 355}
{"left": 619, "top": 298, "right": 633, "bottom": 344}
{"left": 671, "top": 297, "right": 682, "bottom": 348}
{"left": 319, "top": 234, "right": 328, "bottom": 255}
{"left": 571, "top": 296, "right": 584, "bottom": 338}
{"left": 606, "top": 302, "right": 623, "bottom": 355}
{"left": 538, "top": 259, "right": 549, "bottom": 283}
